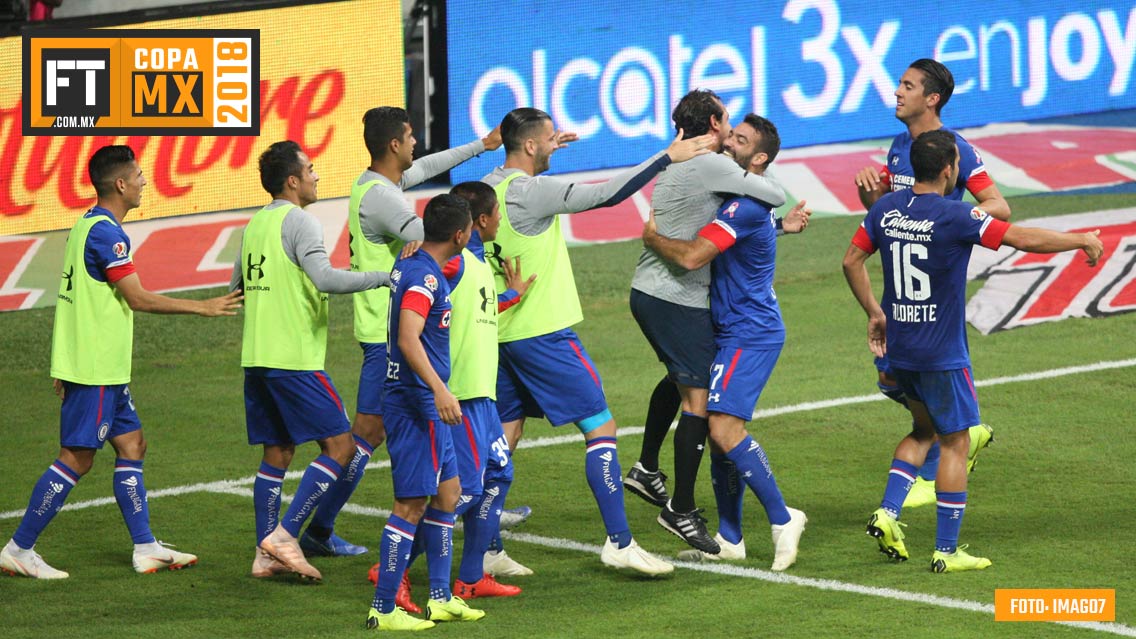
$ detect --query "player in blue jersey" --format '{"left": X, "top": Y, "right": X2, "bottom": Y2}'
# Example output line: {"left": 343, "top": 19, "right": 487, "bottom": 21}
{"left": 643, "top": 115, "right": 810, "bottom": 571}
{"left": 0, "top": 145, "right": 241, "bottom": 580}
{"left": 843, "top": 129, "right": 1103, "bottom": 572}
{"left": 853, "top": 58, "right": 1010, "bottom": 508}
{"left": 367, "top": 194, "right": 485, "bottom": 631}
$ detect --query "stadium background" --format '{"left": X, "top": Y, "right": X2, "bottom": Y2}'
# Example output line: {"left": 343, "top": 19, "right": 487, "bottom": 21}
{"left": 0, "top": 1, "right": 1133, "bottom": 637}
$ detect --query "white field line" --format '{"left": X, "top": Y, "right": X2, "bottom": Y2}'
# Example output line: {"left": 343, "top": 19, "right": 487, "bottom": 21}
{"left": 4, "top": 357, "right": 1133, "bottom": 521}
{"left": 197, "top": 487, "right": 1136, "bottom": 638}
{"left": 1, "top": 357, "right": 1134, "bottom": 635}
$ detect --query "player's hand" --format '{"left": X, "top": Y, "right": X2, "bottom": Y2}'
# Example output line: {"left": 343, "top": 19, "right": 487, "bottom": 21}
{"left": 868, "top": 311, "right": 887, "bottom": 358}
{"left": 199, "top": 290, "right": 243, "bottom": 317}
{"left": 400, "top": 240, "right": 423, "bottom": 259}
{"left": 1081, "top": 230, "right": 1104, "bottom": 266}
{"left": 502, "top": 255, "right": 536, "bottom": 298}
{"left": 53, "top": 378, "right": 65, "bottom": 400}
{"left": 666, "top": 130, "right": 714, "bottom": 163}
{"left": 642, "top": 209, "right": 659, "bottom": 244}
{"left": 435, "top": 388, "right": 462, "bottom": 425}
{"left": 854, "top": 166, "right": 886, "bottom": 193}
{"left": 781, "top": 199, "right": 811, "bottom": 233}
{"left": 554, "top": 130, "right": 579, "bottom": 150}
{"left": 482, "top": 126, "right": 503, "bottom": 151}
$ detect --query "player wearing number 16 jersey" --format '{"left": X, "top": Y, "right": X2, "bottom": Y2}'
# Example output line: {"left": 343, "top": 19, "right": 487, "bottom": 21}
{"left": 844, "top": 129, "right": 1103, "bottom": 572}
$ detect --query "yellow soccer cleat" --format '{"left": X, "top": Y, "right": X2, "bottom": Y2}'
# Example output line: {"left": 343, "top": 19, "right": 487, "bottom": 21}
{"left": 365, "top": 607, "right": 435, "bottom": 631}
{"left": 902, "top": 477, "right": 937, "bottom": 509}
{"left": 931, "top": 545, "right": 992, "bottom": 573}
{"left": 425, "top": 596, "right": 486, "bottom": 622}
{"left": 866, "top": 508, "right": 909, "bottom": 561}
{"left": 966, "top": 424, "right": 994, "bottom": 474}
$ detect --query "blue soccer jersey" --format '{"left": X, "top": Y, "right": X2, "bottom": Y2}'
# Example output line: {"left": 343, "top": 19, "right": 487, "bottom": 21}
{"left": 384, "top": 251, "right": 453, "bottom": 409}
{"left": 698, "top": 196, "right": 785, "bottom": 347}
{"left": 852, "top": 190, "right": 1010, "bottom": 371}
{"left": 83, "top": 207, "right": 137, "bottom": 283}
{"left": 882, "top": 128, "right": 994, "bottom": 200}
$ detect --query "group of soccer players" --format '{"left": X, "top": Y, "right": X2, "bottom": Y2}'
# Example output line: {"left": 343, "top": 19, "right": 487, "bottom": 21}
{"left": 1, "top": 56, "right": 1106, "bottom": 631}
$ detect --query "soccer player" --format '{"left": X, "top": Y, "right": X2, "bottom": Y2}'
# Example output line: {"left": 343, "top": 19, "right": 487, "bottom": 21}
{"left": 481, "top": 107, "right": 712, "bottom": 576}
{"left": 298, "top": 106, "right": 503, "bottom": 558}
{"left": 628, "top": 89, "right": 787, "bottom": 555}
{"left": 843, "top": 129, "right": 1103, "bottom": 572}
{"left": 367, "top": 194, "right": 484, "bottom": 631}
{"left": 366, "top": 182, "right": 534, "bottom": 606}
{"left": 642, "top": 115, "right": 809, "bottom": 572}
{"left": 853, "top": 58, "right": 1008, "bottom": 507}
{"left": 0, "top": 145, "right": 241, "bottom": 579}
{"left": 234, "top": 141, "right": 391, "bottom": 583}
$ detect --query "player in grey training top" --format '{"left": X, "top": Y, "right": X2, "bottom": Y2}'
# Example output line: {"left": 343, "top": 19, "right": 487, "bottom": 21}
{"left": 297, "top": 106, "right": 504, "bottom": 560}
{"left": 626, "top": 90, "right": 796, "bottom": 558}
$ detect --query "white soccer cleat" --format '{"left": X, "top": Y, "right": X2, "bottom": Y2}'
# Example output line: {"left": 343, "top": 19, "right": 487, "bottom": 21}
{"left": 483, "top": 550, "right": 533, "bottom": 577}
{"left": 0, "top": 540, "right": 69, "bottom": 579}
{"left": 259, "top": 525, "right": 322, "bottom": 582}
{"left": 498, "top": 506, "right": 533, "bottom": 531}
{"left": 251, "top": 547, "right": 290, "bottom": 578}
{"left": 770, "top": 508, "right": 808, "bottom": 572}
{"left": 676, "top": 533, "right": 747, "bottom": 562}
{"left": 133, "top": 541, "right": 198, "bottom": 574}
{"left": 600, "top": 538, "right": 674, "bottom": 576}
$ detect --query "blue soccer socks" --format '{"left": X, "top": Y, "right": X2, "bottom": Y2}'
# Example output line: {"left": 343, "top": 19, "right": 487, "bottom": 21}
{"left": 373, "top": 515, "right": 417, "bottom": 614}
{"left": 881, "top": 458, "right": 919, "bottom": 519}
{"left": 725, "top": 436, "right": 790, "bottom": 526}
{"left": 281, "top": 455, "right": 342, "bottom": 537}
{"left": 308, "top": 435, "right": 373, "bottom": 537}
{"left": 422, "top": 507, "right": 456, "bottom": 601}
{"left": 935, "top": 491, "right": 967, "bottom": 553}
{"left": 113, "top": 458, "right": 155, "bottom": 544}
{"left": 710, "top": 453, "right": 745, "bottom": 544}
{"left": 584, "top": 437, "right": 632, "bottom": 548}
{"left": 253, "top": 462, "right": 286, "bottom": 544}
{"left": 459, "top": 479, "right": 510, "bottom": 584}
{"left": 12, "top": 460, "right": 79, "bottom": 549}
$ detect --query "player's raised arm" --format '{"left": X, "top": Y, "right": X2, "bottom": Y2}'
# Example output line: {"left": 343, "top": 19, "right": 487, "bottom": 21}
{"left": 1000, "top": 226, "right": 1104, "bottom": 265}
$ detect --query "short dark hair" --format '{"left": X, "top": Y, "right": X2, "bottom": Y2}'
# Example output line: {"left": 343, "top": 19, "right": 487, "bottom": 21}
{"left": 363, "top": 107, "right": 410, "bottom": 162}
{"left": 423, "top": 193, "right": 472, "bottom": 242}
{"left": 450, "top": 181, "right": 497, "bottom": 222}
{"left": 911, "top": 129, "right": 958, "bottom": 183}
{"left": 742, "top": 114, "right": 780, "bottom": 167}
{"left": 909, "top": 58, "right": 954, "bottom": 115}
{"left": 88, "top": 145, "right": 136, "bottom": 197}
{"left": 500, "top": 108, "right": 552, "bottom": 154}
{"left": 258, "top": 140, "right": 305, "bottom": 197}
{"left": 672, "top": 89, "right": 724, "bottom": 138}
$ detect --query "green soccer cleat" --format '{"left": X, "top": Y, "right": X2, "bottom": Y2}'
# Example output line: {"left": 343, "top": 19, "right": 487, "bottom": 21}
{"left": 966, "top": 424, "right": 994, "bottom": 474}
{"left": 365, "top": 607, "right": 435, "bottom": 631}
{"left": 866, "top": 508, "right": 909, "bottom": 561}
{"left": 425, "top": 596, "right": 486, "bottom": 623}
{"left": 930, "top": 545, "right": 992, "bottom": 573}
{"left": 902, "top": 477, "right": 937, "bottom": 509}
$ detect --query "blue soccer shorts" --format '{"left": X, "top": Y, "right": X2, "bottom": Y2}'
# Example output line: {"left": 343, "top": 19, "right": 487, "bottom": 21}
{"left": 452, "top": 398, "right": 497, "bottom": 496}
{"left": 496, "top": 328, "right": 608, "bottom": 427}
{"left": 891, "top": 366, "right": 981, "bottom": 436}
{"left": 384, "top": 401, "right": 459, "bottom": 499}
{"left": 356, "top": 341, "right": 387, "bottom": 416}
{"left": 707, "top": 345, "right": 783, "bottom": 421}
{"left": 244, "top": 369, "right": 351, "bottom": 446}
{"left": 59, "top": 382, "right": 142, "bottom": 449}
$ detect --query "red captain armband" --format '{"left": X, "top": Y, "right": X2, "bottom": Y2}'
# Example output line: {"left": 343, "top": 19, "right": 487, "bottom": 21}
{"left": 105, "top": 262, "right": 136, "bottom": 283}
{"left": 851, "top": 226, "right": 876, "bottom": 253}
{"left": 979, "top": 218, "right": 1010, "bottom": 250}
{"left": 698, "top": 220, "right": 736, "bottom": 252}
{"left": 401, "top": 289, "right": 433, "bottom": 319}
{"left": 966, "top": 171, "right": 994, "bottom": 196}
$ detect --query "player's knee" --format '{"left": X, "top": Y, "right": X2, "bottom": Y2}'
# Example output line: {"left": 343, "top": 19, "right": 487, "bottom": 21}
{"left": 263, "top": 444, "right": 295, "bottom": 468}
{"left": 393, "top": 498, "right": 428, "bottom": 524}
{"left": 577, "top": 409, "right": 614, "bottom": 436}
{"left": 352, "top": 413, "right": 386, "bottom": 447}
{"left": 59, "top": 447, "right": 96, "bottom": 476}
